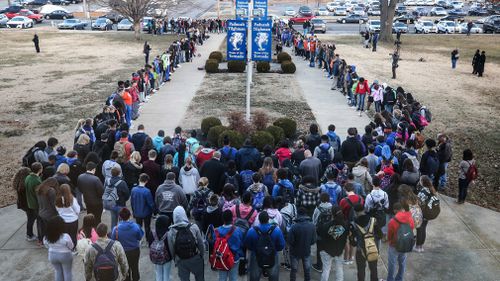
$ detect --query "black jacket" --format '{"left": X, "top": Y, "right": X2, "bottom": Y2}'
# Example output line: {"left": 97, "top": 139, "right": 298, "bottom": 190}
{"left": 92, "top": 140, "right": 112, "bottom": 162}
{"left": 437, "top": 141, "right": 452, "bottom": 163}
{"left": 349, "top": 214, "right": 383, "bottom": 248}
{"left": 200, "top": 159, "right": 226, "bottom": 194}
{"left": 288, "top": 215, "right": 317, "bottom": 258}
{"left": 236, "top": 146, "right": 260, "bottom": 171}
{"left": 77, "top": 172, "right": 104, "bottom": 206}
{"left": 317, "top": 217, "right": 348, "bottom": 257}
{"left": 306, "top": 133, "right": 321, "bottom": 152}
{"left": 109, "top": 176, "right": 130, "bottom": 207}
{"left": 340, "top": 137, "right": 363, "bottom": 163}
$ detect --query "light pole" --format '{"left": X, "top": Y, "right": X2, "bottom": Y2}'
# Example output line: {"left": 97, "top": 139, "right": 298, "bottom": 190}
{"left": 245, "top": 0, "right": 253, "bottom": 122}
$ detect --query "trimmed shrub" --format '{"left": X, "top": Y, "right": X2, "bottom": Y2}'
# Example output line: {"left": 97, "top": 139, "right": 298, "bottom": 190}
{"left": 209, "top": 51, "right": 223, "bottom": 63}
{"left": 218, "top": 130, "right": 244, "bottom": 149}
{"left": 205, "top": 59, "right": 219, "bottom": 73}
{"left": 252, "top": 110, "right": 269, "bottom": 131}
{"left": 251, "top": 131, "right": 275, "bottom": 151}
{"left": 281, "top": 60, "right": 296, "bottom": 74}
{"left": 266, "top": 125, "right": 285, "bottom": 145}
{"left": 227, "top": 60, "right": 246, "bottom": 73}
{"left": 277, "top": 52, "right": 291, "bottom": 63}
{"left": 256, "top": 61, "right": 271, "bottom": 73}
{"left": 207, "top": 125, "right": 227, "bottom": 146}
{"left": 227, "top": 111, "right": 254, "bottom": 136}
{"left": 201, "top": 117, "right": 222, "bottom": 136}
{"left": 273, "top": 118, "right": 297, "bottom": 138}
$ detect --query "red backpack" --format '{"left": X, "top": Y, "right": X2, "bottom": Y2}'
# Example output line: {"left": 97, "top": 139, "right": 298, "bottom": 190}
{"left": 466, "top": 161, "right": 478, "bottom": 182}
{"left": 209, "top": 226, "right": 236, "bottom": 271}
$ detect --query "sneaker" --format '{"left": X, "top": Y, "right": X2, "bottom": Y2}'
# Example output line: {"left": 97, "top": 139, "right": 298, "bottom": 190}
{"left": 343, "top": 260, "right": 350, "bottom": 265}
{"left": 26, "top": 235, "right": 37, "bottom": 242}
{"left": 312, "top": 264, "right": 323, "bottom": 273}
{"left": 359, "top": 111, "right": 362, "bottom": 116}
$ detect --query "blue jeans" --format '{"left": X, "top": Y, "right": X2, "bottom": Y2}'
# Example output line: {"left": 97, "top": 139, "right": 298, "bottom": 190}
{"left": 110, "top": 205, "right": 123, "bottom": 231}
{"left": 290, "top": 255, "right": 311, "bottom": 281}
{"left": 357, "top": 94, "right": 366, "bottom": 111}
{"left": 348, "top": 87, "right": 355, "bottom": 106}
{"left": 439, "top": 162, "right": 449, "bottom": 188}
{"left": 451, "top": 58, "right": 457, "bottom": 69}
{"left": 387, "top": 246, "right": 407, "bottom": 281}
{"left": 125, "top": 105, "right": 132, "bottom": 127}
{"left": 155, "top": 262, "right": 172, "bottom": 281}
{"left": 48, "top": 251, "right": 73, "bottom": 281}
{"left": 458, "top": 178, "right": 469, "bottom": 202}
{"left": 375, "top": 101, "right": 382, "bottom": 112}
{"left": 248, "top": 252, "right": 279, "bottom": 281}
{"left": 218, "top": 260, "right": 239, "bottom": 281}
{"left": 384, "top": 104, "right": 394, "bottom": 113}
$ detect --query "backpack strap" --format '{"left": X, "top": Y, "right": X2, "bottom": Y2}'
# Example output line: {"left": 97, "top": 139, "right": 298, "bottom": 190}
{"left": 254, "top": 226, "right": 262, "bottom": 236}
{"left": 224, "top": 226, "right": 236, "bottom": 239}
{"left": 266, "top": 225, "right": 277, "bottom": 235}
{"left": 245, "top": 208, "right": 256, "bottom": 221}
{"left": 235, "top": 204, "right": 241, "bottom": 219}
{"left": 104, "top": 240, "right": 114, "bottom": 254}
{"left": 368, "top": 217, "right": 375, "bottom": 234}
{"left": 92, "top": 243, "right": 104, "bottom": 254}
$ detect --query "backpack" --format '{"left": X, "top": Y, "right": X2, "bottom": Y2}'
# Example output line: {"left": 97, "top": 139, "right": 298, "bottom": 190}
{"left": 174, "top": 224, "right": 198, "bottom": 259}
{"left": 92, "top": 241, "right": 119, "bottom": 281}
{"left": 465, "top": 161, "right": 478, "bottom": 182}
{"left": 328, "top": 134, "right": 341, "bottom": 153}
{"left": 254, "top": 226, "right": 277, "bottom": 270}
{"left": 423, "top": 107, "right": 432, "bottom": 122}
{"left": 316, "top": 207, "right": 333, "bottom": 233}
{"left": 321, "top": 183, "right": 341, "bottom": 206}
{"left": 225, "top": 173, "right": 240, "bottom": 194}
{"left": 252, "top": 190, "right": 265, "bottom": 211}
{"left": 172, "top": 134, "right": 184, "bottom": 150}
{"left": 150, "top": 230, "right": 171, "bottom": 265}
{"left": 277, "top": 182, "right": 294, "bottom": 204}
{"left": 281, "top": 204, "right": 297, "bottom": 234}
{"left": 102, "top": 179, "right": 121, "bottom": 210}
{"left": 222, "top": 199, "right": 237, "bottom": 211}
{"left": 192, "top": 190, "right": 210, "bottom": 221}
{"left": 113, "top": 141, "right": 128, "bottom": 164}
{"left": 418, "top": 188, "right": 440, "bottom": 220}
{"left": 425, "top": 153, "right": 439, "bottom": 176}
{"left": 76, "top": 231, "right": 92, "bottom": 258}
{"left": 317, "top": 145, "right": 332, "bottom": 169}
{"left": 356, "top": 217, "right": 379, "bottom": 262}
{"left": 240, "top": 170, "right": 254, "bottom": 190}
{"left": 262, "top": 172, "right": 275, "bottom": 191}
{"left": 394, "top": 217, "right": 415, "bottom": 253}
{"left": 210, "top": 227, "right": 236, "bottom": 271}
{"left": 22, "top": 147, "right": 40, "bottom": 167}
{"left": 367, "top": 193, "right": 387, "bottom": 227}
{"left": 409, "top": 204, "right": 423, "bottom": 228}
{"left": 345, "top": 197, "right": 361, "bottom": 223}
{"left": 234, "top": 204, "right": 255, "bottom": 233}
{"left": 403, "top": 152, "right": 419, "bottom": 171}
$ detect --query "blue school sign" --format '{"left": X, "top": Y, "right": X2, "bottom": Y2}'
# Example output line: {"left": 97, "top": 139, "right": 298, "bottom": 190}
{"left": 251, "top": 20, "right": 272, "bottom": 61}
{"left": 227, "top": 20, "right": 247, "bottom": 61}
{"left": 235, "top": 0, "right": 249, "bottom": 19}
{"left": 253, "top": 0, "right": 268, "bottom": 20}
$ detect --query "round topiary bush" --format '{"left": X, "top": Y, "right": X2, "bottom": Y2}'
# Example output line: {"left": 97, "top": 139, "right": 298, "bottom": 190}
{"left": 281, "top": 60, "right": 296, "bottom": 74}
{"left": 251, "top": 131, "right": 275, "bottom": 151}
{"left": 256, "top": 61, "right": 271, "bottom": 73}
{"left": 218, "top": 130, "right": 244, "bottom": 149}
{"left": 227, "top": 60, "right": 246, "bottom": 73}
{"left": 209, "top": 51, "right": 223, "bottom": 63}
{"left": 207, "top": 125, "right": 227, "bottom": 146}
{"left": 201, "top": 117, "right": 222, "bottom": 136}
{"left": 205, "top": 59, "right": 219, "bottom": 73}
{"left": 273, "top": 118, "right": 297, "bottom": 138}
{"left": 277, "top": 52, "right": 291, "bottom": 63}
{"left": 266, "top": 125, "right": 285, "bottom": 145}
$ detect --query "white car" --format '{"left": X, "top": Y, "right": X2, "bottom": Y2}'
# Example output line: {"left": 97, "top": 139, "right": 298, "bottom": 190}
{"left": 7, "top": 16, "right": 33, "bottom": 28}
{"left": 326, "top": 2, "right": 337, "bottom": 11}
{"left": 416, "top": 0, "right": 426, "bottom": 5}
{"left": 457, "top": 22, "right": 481, "bottom": 33}
{"left": 368, "top": 7, "right": 381, "bottom": 15}
{"left": 437, "top": 20, "right": 456, "bottom": 33}
{"left": 316, "top": 7, "right": 330, "bottom": 16}
{"left": 117, "top": 18, "right": 133, "bottom": 30}
{"left": 335, "top": 7, "right": 348, "bottom": 15}
{"left": 370, "top": 1, "right": 380, "bottom": 8}
{"left": 404, "top": 0, "right": 416, "bottom": 5}
{"left": 284, "top": 7, "right": 297, "bottom": 16}
{"left": 366, "top": 19, "right": 381, "bottom": 32}
{"left": 352, "top": 6, "right": 365, "bottom": 16}
{"left": 450, "top": 1, "right": 464, "bottom": 9}
{"left": 415, "top": 20, "right": 438, "bottom": 33}
{"left": 424, "top": 0, "right": 434, "bottom": 5}
{"left": 430, "top": 7, "right": 447, "bottom": 16}
{"left": 0, "top": 14, "right": 9, "bottom": 27}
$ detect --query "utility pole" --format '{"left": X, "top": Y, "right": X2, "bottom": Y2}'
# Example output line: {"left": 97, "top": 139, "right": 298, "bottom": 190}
{"left": 246, "top": 0, "right": 253, "bottom": 122}
{"left": 217, "top": 0, "right": 220, "bottom": 18}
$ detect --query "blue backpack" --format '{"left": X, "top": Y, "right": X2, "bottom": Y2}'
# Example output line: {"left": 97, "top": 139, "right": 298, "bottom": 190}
{"left": 262, "top": 172, "right": 275, "bottom": 191}
{"left": 321, "top": 182, "right": 341, "bottom": 206}
{"left": 317, "top": 145, "right": 332, "bottom": 168}
{"left": 240, "top": 170, "right": 254, "bottom": 190}
{"left": 92, "top": 241, "right": 118, "bottom": 281}
{"left": 252, "top": 190, "right": 266, "bottom": 211}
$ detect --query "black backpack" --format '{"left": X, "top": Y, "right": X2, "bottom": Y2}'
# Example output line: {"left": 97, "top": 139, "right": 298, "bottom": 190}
{"left": 225, "top": 172, "right": 240, "bottom": 194}
{"left": 174, "top": 224, "right": 198, "bottom": 259}
{"left": 425, "top": 153, "right": 439, "bottom": 175}
{"left": 345, "top": 197, "right": 361, "bottom": 223}
{"left": 254, "top": 226, "right": 277, "bottom": 270}
{"left": 234, "top": 204, "right": 255, "bottom": 233}
{"left": 317, "top": 145, "right": 332, "bottom": 169}
{"left": 368, "top": 194, "right": 387, "bottom": 227}
{"left": 92, "top": 241, "right": 119, "bottom": 281}
{"left": 22, "top": 147, "right": 40, "bottom": 167}
{"left": 277, "top": 182, "right": 294, "bottom": 204}
{"left": 394, "top": 218, "right": 415, "bottom": 253}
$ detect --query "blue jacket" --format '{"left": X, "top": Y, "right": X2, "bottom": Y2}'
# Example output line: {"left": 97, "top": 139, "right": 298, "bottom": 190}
{"left": 244, "top": 223, "right": 285, "bottom": 253}
{"left": 236, "top": 146, "right": 260, "bottom": 170}
{"left": 288, "top": 215, "right": 317, "bottom": 258}
{"left": 272, "top": 179, "right": 294, "bottom": 198}
{"left": 216, "top": 225, "right": 245, "bottom": 262}
{"left": 111, "top": 220, "right": 144, "bottom": 251}
{"left": 130, "top": 185, "right": 155, "bottom": 218}
{"left": 131, "top": 132, "right": 149, "bottom": 151}
{"left": 55, "top": 155, "right": 67, "bottom": 169}
{"left": 153, "top": 136, "right": 164, "bottom": 152}
{"left": 219, "top": 146, "right": 237, "bottom": 162}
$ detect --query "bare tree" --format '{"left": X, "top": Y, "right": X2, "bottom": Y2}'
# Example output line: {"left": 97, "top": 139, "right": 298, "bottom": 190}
{"left": 379, "top": 0, "right": 397, "bottom": 42}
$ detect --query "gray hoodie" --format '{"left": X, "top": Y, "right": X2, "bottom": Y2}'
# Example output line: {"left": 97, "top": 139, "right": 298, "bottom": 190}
{"left": 155, "top": 180, "right": 188, "bottom": 214}
{"left": 167, "top": 206, "right": 204, "bottom": 261}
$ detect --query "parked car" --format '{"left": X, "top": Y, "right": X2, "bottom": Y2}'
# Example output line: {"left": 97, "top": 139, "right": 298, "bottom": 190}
{"left": 11, "top": 0, "right": 32, "bottom": 6}
{"left": 368, "top": 7, "right": 381, "bottom": 16}
{"left": 468, "top": 8, "right": 490, "bottom": 16}
{"left": 424, "top": 0, "right": 434, "bottom": 5}
{"left": 334, "top": 7, "right": 348, "bottom": 15}
{"left": 326, "top": 2, "right": 337, "bottom": 12}
{"left": 352, "top": 6, "right": 365, "bottom": 16}
{"left": 436, "top": 0, "right": 452, "bottom": 9}
{"left": 437, "top": 20, "right": 456, "bottom": 33}
{"left": 311, "top": 18, "right": 326, "bottom": 33}
{"left": 482, "top": 17, "right": 500, "bottom": 33}
{"left": 448, "top": 9, "right": 467, "bottom": 17}
{"left": 57, "top": 18, "right": 86, "bottom": 29}
{"left": 43, "top": 10, "right": 73, "bottom": 19}
{"left": 436, "top": 15, "right": 465, "bottom": 22}
{"left": 288, "top": 15, "right": 315, "bottom": 24}
{"left": 456, "top": 22, "right": 481, "bottom": 33}
{"left": 49, "top": 0, "right": 70, "bottom": 5}
{"left": 370, "top": 1, "right": 380, "bottom": 8}
{"left": 450, "top": 1, "right": 464, "bottom": 9}
{"left": 395, "top": 6, "right": 407, "bottom": 16}
{"left": 91, "top": 17, "right": 113, "bottom": 30}
{"left": 412, "top": 7, "right": 428, "bottom": 16}
{"left": 394, "top": 14, "right": 417, "bottom": 24}
{"left": 430, "top": 7, "right": 447, "bottom": 16}
{"left": 0, "top": 14, "right": 9, "bottom": 27}
{"left": 475, "top": 15, "right": 500, "bottom": 24}
{"left": 27, "top": 0, "right": 49, "bottom": 6}
{"left": 6, "top": 16, "right": 33, "bottom": 28}
{"left": 415, "top": 20, "right": 438, "bottom": 33}
{"left": 5, "top": 9, "right": 43, "bottom": 23}
{"left": 117, "top": 18, "right": 133, "bottom": 30}
{"left": 141, "top": 16, "right": 153, "bottom": 31}
{"left": 392, "top": 21, "right": 408, "bottom": 33}
{"left": 298, "top": 6, "right": 313, "bottom": 17}
{"left": 336, "top": 14, "right": 368, "bottom": 23}
{"left": 366, "top": 19, "right": 381, "bottom": 32}
{"left": 102, "top": 11, "right": 123, "bottom": 23}
{"left": 316, "top": 7, "right": 330, "bottom": 16}
{"left": 404, "top": 0, "right": 416, "bottom": 5}
{"left": 0, "top": 5, "right": 23, "bottom": 14}
{"left": 284, "top": 7, "right": 297, "bottom": 16}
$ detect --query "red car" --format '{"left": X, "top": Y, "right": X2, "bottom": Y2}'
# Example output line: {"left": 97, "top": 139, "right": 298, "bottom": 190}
{"left": 5, "top": 9, "right": 43, "bottom": 23}
{"left": 288, "top": 15, "right": 315, "bottom": 24}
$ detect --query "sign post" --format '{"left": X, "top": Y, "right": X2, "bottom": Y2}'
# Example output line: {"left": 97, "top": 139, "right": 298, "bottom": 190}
{"left": 246, "top": 0, "right": 253, "bottom": 121}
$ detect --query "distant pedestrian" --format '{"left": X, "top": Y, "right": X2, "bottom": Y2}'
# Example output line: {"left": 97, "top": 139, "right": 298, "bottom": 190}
{"left": 477, "top": 51, "right": 486, "bottom": 77}
{"left": 471, "top": 49, "right": 480, "bottom": 74}
{"left": 33, "top": 34, "right": 40, "bottom": 53}
{"left": 391, "top": 52, "right": 399, "bottom": 79}
{"left": 451, "top": 49, "right": 459, "bottom": 69}
{"left": 372, "top": 33, "right": 378, "bottom": 52}
{"left": 144, "top": 41, "right": 152, "bottom": 64}
{"left": 466, "top": 21, "right": 473, "bottom": 36}
{"left": 457, "top": 149, "right": 476, "bottom": 204}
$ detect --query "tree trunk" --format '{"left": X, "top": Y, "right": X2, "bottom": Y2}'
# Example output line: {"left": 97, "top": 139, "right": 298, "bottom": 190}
{"left": 133, "top": 21, "right": 141, "bottom": 40}
{"left": 380, "top": 0, "right": 397, "bottom": 43}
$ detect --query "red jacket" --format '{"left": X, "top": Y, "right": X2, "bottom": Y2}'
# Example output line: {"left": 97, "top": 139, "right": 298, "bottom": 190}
{"left": 339, "top": 194, "right": 364, "bottom": 220}
{"left": 355, "top": 80, "right": 370, "bottom": 95}
{"left": 275, "top": 147, "right": 291, "bottom": 167}
{"left": 196, "top": 148, "right": 215, "bottom": 168}
{"left": 388, "top": 211, "right": 415, "bottom": 247}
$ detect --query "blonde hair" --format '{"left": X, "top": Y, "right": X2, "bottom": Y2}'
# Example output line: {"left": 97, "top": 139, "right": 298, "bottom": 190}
{"left": 76, "top": 134, "right": 90, "bottom": 145}
{"left": 130, "top": 151, "right": 142, "bottom": 163}
{"left": 260, "top": 157, "right": 274, "bottom": 175}
{"left": 56, "top": 163, "right": 70, "bottom": 175}
{"left": 74, "top": 119, "right": 85, "bottom": 131}
{"left": 198, "top": 177, "right": 209, "bottom": 188}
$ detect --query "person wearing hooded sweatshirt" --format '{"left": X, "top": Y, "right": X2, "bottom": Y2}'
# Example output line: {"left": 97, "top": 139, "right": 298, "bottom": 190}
{"left": 352, "top": 158, "right": 373, "bottom": 194}
{"left": 341, "top": 128, "right": 364, "bottom": 170}
{"left": 247, "top": 173, "right": 269, "bottom": 211}
{"left": 387, "top": 202, "right": 414, "bottom": 281}
{"left": 272, "top": 168, "right": 295, "bottom": 202}
{"left": 111, "top": 207, "right": 144, "bottom": 281}
{"left": 311, "top": 192, "right": 333, "bottom": 272}
{"left": 215, "top": 210, "right": 245, "bottom": 281}
{"left": 155, "top": 172, "right": 188, "bottom": 221}
{"left": 419, "top": 139, "right": 439, "bottom": 182}
{"left": 245, "top": 211, "right": 286, "bottom": 281}
{"left": 202, "top": 194, "right": 224, "bottom": 233}
{"left": 253, "top": 196, "right": 283, "bottom": 227}
{"left": 168, "top": 206, "right": 205, "bottom": 281}
{"left": 236, "top": 139, "right": 261, "bottom": 171}
{"left": 104, "top": 165, "right": 130, "bottom": 231}
{"left": 131, "top": 173, "right": 155, "bottom": 236}
{"left": 147, "top": 215, "right": 172, "bottom": 281}
{"left": 153, "top": 130, "right": 166, "bottom": 152}
{"left": 326, "top": 124, "right": 342, "bottom": 153}
{"left": 102, "top": 150, "right": 122, "bottom": 181}
{"left": 296, "top": 176, "right": 321, "bottom": 218}
{"left": 288, "top": 207, "right": 317, "bottom": 281}
{"left": 179, "top": 156, "right": 200, "bottom": 203}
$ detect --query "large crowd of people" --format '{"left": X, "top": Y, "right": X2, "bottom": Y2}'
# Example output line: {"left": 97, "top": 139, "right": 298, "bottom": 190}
{"left": 11, "top": 18, "right": 481, "bottom": 281}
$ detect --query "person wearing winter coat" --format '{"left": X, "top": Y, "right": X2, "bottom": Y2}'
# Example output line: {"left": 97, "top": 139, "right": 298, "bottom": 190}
{"left": 215, "top": 210, "right": 245, "bottom": 281}
{"left": 146, "top": 215, "right": 172, "bottom": 281}
{"left": 352, "top": 158, "right": 373, "bottom": 194}
{"left": 77, "top": 162, "right": 104, "bottom": 224}
{"left": 306, "top": 124, "right": 322, "bottom": 152}
{"left": 199, "top": 151, "right": 226, "bottom": 195}
{"left": 131, "top": 173, "right": 155, "bottom": 235}
{"left": 155, "top": 172, "right": 188, "bottom": 220}
{"left": 458, "top": 149, "right": 475, "bottom": 204}
{"left": 253, "top": 196, "right": 283, "bottom": 227}
{"left": 236, "top": 139, "right": 261, "bottom": 171}
{"left": 143, "top": 150, "right": 163, "bottom": 195}
{"left": 386, "top": 202, "right": 415, "bottom": 281}
{"left": 419, "top": 139, "right": 439, "bottom": 181}
{"left": 435, "top": 133, "right": 452, "bottom": 190}
{"left": 296, "top": 176, "right": 321, "bottom": 217}
{"left": 400, "top": 159, "right": 420, "bottom": 188}
{"left": 123, "top": 151, "right": 143, "bottom": 190}
{"left": 275, "top": 141, "right": 292, "bottom": 168}
{"left": 111, "top": 208, "right": 144, "bottom": 281}
{"left": 288, "top": 207, "right": 317, "bottom": 281}
{"left": 104, "top": 166, "right": 130, "bottom": 231}
{"left": 341, "top": 128, "right": 364, "bottom": 169}
{"left": 167, "top": 206, "right": 205, "bottom": 281}
{"left": 311, "top": 193, "right": 333, "bottom": 272}
{"left": 179, "top": 156, "right": 200, "bottom": 202}
{"left": 299, "top": 150, "right": 322, "bottom": 186}
{"left": 131, "top": 124, "right": 149, "bottom": 152}
{"left": 37, "top": 178, "right": 60, "bottom": 244}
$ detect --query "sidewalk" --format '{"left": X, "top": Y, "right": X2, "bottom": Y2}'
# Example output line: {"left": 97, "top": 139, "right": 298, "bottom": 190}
{"left": 135, "top": 33, "right": 226, "bottom": 137}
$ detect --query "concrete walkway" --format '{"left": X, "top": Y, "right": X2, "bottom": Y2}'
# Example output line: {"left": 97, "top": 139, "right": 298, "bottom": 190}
{"left": 135, "top": 33, "right": 226, "bottom": 137}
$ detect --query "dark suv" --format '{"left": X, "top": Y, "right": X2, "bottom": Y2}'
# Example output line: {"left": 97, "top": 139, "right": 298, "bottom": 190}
{"left": 483, "top": 18, "right": 500, "bottom": 33}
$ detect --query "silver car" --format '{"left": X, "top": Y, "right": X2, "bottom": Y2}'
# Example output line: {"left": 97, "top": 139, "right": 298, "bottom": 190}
{"left": 0, "top": 14, "right": 9, "bottom": 27}
{"left": 117, "top": 18, "right": 133, "bottom": 30}
{"left": 311, "top": 18, "right": 326, "bottom": 33}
